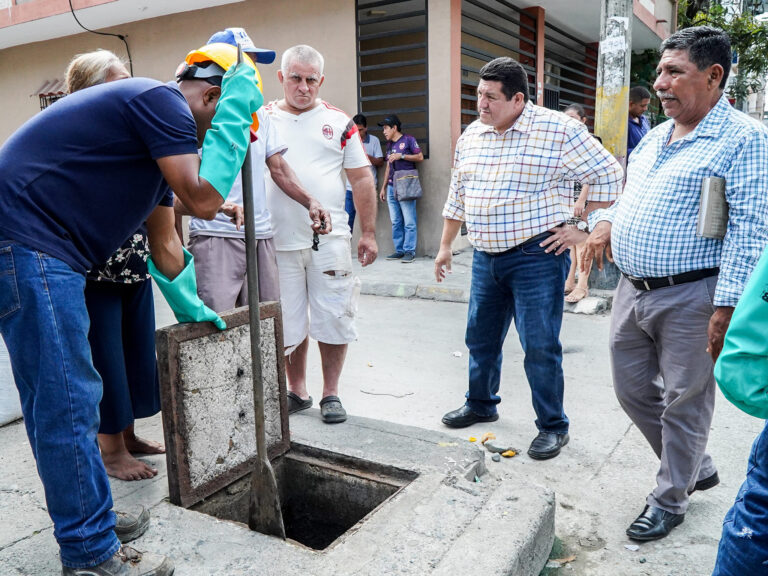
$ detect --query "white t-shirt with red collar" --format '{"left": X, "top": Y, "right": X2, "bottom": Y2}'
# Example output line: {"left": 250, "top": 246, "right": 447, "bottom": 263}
{"left": 264, "top": 99, "right": 370, "bottom": 251}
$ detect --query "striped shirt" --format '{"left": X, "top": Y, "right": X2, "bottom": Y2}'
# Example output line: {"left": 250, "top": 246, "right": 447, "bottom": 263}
{"left": 589, "top": 95, "right": 768, "bottom": 306}
{"left": 443, "top": 101, "right": 623, "bottom": 252}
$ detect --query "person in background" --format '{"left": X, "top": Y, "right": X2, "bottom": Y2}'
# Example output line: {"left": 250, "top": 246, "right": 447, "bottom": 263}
{"left": 561, "top": 104, "right": 612, "bottom": 304}
{"left": 345, "top": 113, "right": 383, "bottom": 230}
{"left": 177, "top": 27, "right": 330, "bottom": 313}
{"left": 378, "top": 114, "right": 424, "bottom": 263}
{"left": 627, "top": 85, "right": 651, "bottom": 159}
{"left": 66, "top": 50, "right": 166, "bottom": 484}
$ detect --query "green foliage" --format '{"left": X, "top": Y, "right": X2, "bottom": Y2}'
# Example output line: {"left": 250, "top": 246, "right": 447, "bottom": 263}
{"left": 630, "top": 50, "right": 666, "bottom": 126}
{"left": 678, "top": 0, "right": 768, "bottom": 102}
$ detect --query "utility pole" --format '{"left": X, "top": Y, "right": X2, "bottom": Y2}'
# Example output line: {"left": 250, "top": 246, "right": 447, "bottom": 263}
{"left": 594, "top": 0, "right": 633, "bottom": 167}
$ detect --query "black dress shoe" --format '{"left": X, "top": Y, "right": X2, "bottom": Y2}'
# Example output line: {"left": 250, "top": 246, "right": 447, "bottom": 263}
{"left": 688, "top": 471, "right": 720, "bottom": 495}
{"left": 441, "top": 405, "right": 498, "bottom": 428}
{"left": 626, "top": 505, "right": 684, "bottom": 541}
{"left": 527, "top": 431, "right": 569, "bottom": 460}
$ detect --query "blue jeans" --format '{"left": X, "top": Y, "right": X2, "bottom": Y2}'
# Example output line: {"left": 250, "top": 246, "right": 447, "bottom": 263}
{"left": 344, "top": 189, "right": 356, "bottom": 231}
{"left": 712, "top": 421, "right": 768, "bottom": 575}
{"left": 0, "top": 238, "right": 119, "bottom": 569}
{"left": 386, "top": 184, "right": 418, "bottom": 254}
{"left": 465, "top": 235, "right": 570, "bottom": 433}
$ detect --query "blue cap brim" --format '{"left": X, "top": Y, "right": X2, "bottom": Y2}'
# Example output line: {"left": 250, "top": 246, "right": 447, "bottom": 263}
{"left": 246, "top": 49, "right": 276, "bottom": 64}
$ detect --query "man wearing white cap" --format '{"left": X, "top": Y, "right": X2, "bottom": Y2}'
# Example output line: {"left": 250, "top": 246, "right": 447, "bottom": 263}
{"left": 176, "top": 28, "right": 331, "bottom": 313}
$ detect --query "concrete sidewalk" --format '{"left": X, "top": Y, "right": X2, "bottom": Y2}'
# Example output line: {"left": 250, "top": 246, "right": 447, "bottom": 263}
{"left": 353, "top": 249, "right": 613, "bottom": 314}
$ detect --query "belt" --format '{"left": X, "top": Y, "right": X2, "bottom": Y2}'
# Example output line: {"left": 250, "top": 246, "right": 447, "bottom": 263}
{"left": 489, "top": 231, "right": 553, "bottom": 256}
{"left": 623, "top": 267, "right": 719, "bottom": 291}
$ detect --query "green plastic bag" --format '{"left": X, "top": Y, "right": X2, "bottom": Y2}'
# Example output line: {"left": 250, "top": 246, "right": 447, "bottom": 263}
{"left": 199, "top": 61, "right": 263, "bottom": 199}
{"left": 148, "top": 247, "right": 226, "bottom": 330}
{"left": 714, "top": 247, "right": 768, "bottom": 418}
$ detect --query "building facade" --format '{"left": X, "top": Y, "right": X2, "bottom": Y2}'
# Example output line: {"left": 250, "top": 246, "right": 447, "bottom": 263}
{"left": 0, "top": 0, "right": 676, "bottom": 255}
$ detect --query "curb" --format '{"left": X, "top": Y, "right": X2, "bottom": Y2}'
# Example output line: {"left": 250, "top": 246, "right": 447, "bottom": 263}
{"left": 361, "top": 281, "right": 613, "bottom": 314}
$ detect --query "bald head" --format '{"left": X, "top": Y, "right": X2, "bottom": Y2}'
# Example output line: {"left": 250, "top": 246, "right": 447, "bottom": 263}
{"left": 177, "top": 79, "right": 221, "bottom": 146}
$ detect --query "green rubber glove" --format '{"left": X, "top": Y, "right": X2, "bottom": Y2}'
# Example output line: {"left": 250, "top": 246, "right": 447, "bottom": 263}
{"left": 714, "top": 247, "right": 768, "bottom": 418}
{"left": 199, "top": 61, "right": 263, "bottom": 199}
{"left": 148, "top": 247, "right": 226, "bottom": 330}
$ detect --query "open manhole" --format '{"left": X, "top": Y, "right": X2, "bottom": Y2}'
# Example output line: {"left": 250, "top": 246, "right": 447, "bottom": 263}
{"left": 191, "top": 444, "right": 418, "bottom": 550}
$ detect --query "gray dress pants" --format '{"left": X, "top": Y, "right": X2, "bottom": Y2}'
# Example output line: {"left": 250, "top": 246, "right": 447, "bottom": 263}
{"left": 611, "top": 275, "right": 719, "bottom": 515}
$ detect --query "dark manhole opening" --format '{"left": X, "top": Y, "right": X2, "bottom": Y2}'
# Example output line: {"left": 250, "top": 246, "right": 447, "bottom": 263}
{"left": 191, "top": 443, "right": 418, "bottom": 550}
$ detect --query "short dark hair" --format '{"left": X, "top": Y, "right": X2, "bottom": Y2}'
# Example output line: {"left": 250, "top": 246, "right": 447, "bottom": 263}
{"left": 479, "top": 57, "right": 529, "bottom": 102}
{"left": 563, "top": 103, "right": 586, "bottom": 120}
{"left": 353, "top": 113, "right": 367, "bottom": 127}
{"left": 629, "top": 86, "right": 651, "bottom": 102}
{"left": 660, "top": 26, "right": 731, "bottom": 89}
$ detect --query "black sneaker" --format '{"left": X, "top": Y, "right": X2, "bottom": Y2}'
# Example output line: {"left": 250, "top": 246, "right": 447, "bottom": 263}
{"left": 62, "top": 545, "right": 174, "bottom": 575}
{"left": 386, "top": 252, "right": 405, "bottom": 260}
{"left": 401, "top": 252, "right": 415, "bottom": 263}
{"left": 114, "top": 506, "right": 150, "bottom": 543}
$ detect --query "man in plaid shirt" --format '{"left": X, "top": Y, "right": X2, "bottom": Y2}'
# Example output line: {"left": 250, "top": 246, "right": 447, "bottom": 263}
{"left": 584, "top": 27, "right": 768, "bottom": 543}
{"left": 435, "top": 57, "right": 622, "bottom": 460}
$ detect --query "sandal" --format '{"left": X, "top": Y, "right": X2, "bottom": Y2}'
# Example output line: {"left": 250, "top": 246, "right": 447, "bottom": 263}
{"left": 287, "top": 392, "right": 313, "bottom": 414}
{"left": 319, "top": 396, "right": 347, "bottom": 424}
{"left": 565, "top": 287, "right": 588, "bottom": 303}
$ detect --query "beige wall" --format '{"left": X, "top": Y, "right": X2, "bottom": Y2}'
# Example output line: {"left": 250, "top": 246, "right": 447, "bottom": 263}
{"left": 0, "top": 0, "right": 358, "bottom": 141}
{"left": 1, "top": 0, "right": 456, "bottom": 255}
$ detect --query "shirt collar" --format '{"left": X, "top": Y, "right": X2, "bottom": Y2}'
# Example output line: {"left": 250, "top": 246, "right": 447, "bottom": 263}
{"left": 669, "top": 94, "right": 730, "bottom": 142}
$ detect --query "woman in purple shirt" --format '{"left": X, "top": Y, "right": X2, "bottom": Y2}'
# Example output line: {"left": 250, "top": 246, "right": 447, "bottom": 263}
{"left": 378, "top": 114, "right": 424, "bottom": 263}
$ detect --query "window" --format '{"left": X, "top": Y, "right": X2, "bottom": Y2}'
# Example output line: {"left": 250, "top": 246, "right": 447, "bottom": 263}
{"left": 35, "top": 79, "right": 67, "bottom": 111}
{"left": 461, "top": 0, "right": 538, "bottom": 130}
{"left": 356, "top": 0, "right": 429, "bottom": 157}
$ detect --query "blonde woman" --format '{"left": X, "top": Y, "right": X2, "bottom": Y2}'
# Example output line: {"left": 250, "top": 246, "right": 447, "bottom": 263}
{"left": 67, "top": 50, "right": 166, "bottom": 482}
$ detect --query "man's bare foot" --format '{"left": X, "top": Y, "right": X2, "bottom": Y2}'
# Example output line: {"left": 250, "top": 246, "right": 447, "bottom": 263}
{"left": 564, "top": 282, "right": 576, "bottom": 295}
{"left": 102, "top": 450, "right": 158, "bottom": 481}
{"left": 123, "top": 425, "right": 165, "bottom": 455}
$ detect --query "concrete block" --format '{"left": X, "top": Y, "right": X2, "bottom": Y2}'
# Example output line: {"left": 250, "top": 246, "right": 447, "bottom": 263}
{"left": 155, "top": 303, "right": 289, "bottom": 508}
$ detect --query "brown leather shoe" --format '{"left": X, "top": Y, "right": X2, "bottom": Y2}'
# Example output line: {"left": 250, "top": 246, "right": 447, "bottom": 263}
{"left": 62, "top": 545, "right": 174, "bottom": 575}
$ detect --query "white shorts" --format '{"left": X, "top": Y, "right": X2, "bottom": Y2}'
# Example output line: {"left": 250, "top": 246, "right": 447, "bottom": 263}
{"left": 276, "top": 237, "right": 359, "bottom": 348}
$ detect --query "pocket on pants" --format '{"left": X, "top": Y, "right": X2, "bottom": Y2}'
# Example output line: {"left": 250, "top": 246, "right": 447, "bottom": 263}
{"left": 323, "top": 271, "right": 360, "bottom": 319}
{"left": 520, "top": 236, "right": 552, "bottom": 256}
{"left": 0, "top": 247, "right": 20, "bottom": 320}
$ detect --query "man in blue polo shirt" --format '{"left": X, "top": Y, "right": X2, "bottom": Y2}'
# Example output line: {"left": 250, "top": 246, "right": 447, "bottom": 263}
{"left": 627, "top": 85, "right": 651, "bottom": 159}
{"left": 0, "top": 44, "right": 260, "bottom": 575}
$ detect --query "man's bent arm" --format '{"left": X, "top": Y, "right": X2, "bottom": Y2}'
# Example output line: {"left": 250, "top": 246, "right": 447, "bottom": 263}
{"left": 157, "top": 154, "right": 222, "bottom": 220}
{"left": 267, "top": 153, "right": 331, "bottom": 232}
{"left": 146, "top": 205, "right": 185, "bottom": 280}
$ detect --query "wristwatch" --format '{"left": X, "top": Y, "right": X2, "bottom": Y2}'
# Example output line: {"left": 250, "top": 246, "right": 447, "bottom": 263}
{"left": 576, "top": 221, "right": 588, "bottom": 232}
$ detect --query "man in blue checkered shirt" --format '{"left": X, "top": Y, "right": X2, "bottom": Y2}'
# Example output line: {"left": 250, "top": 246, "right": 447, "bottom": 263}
{"left": 434, "top": 57, "right": 623, "bottom": 461}
{"left": 584, "top": 26, "right": 768, "bottom": 543}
